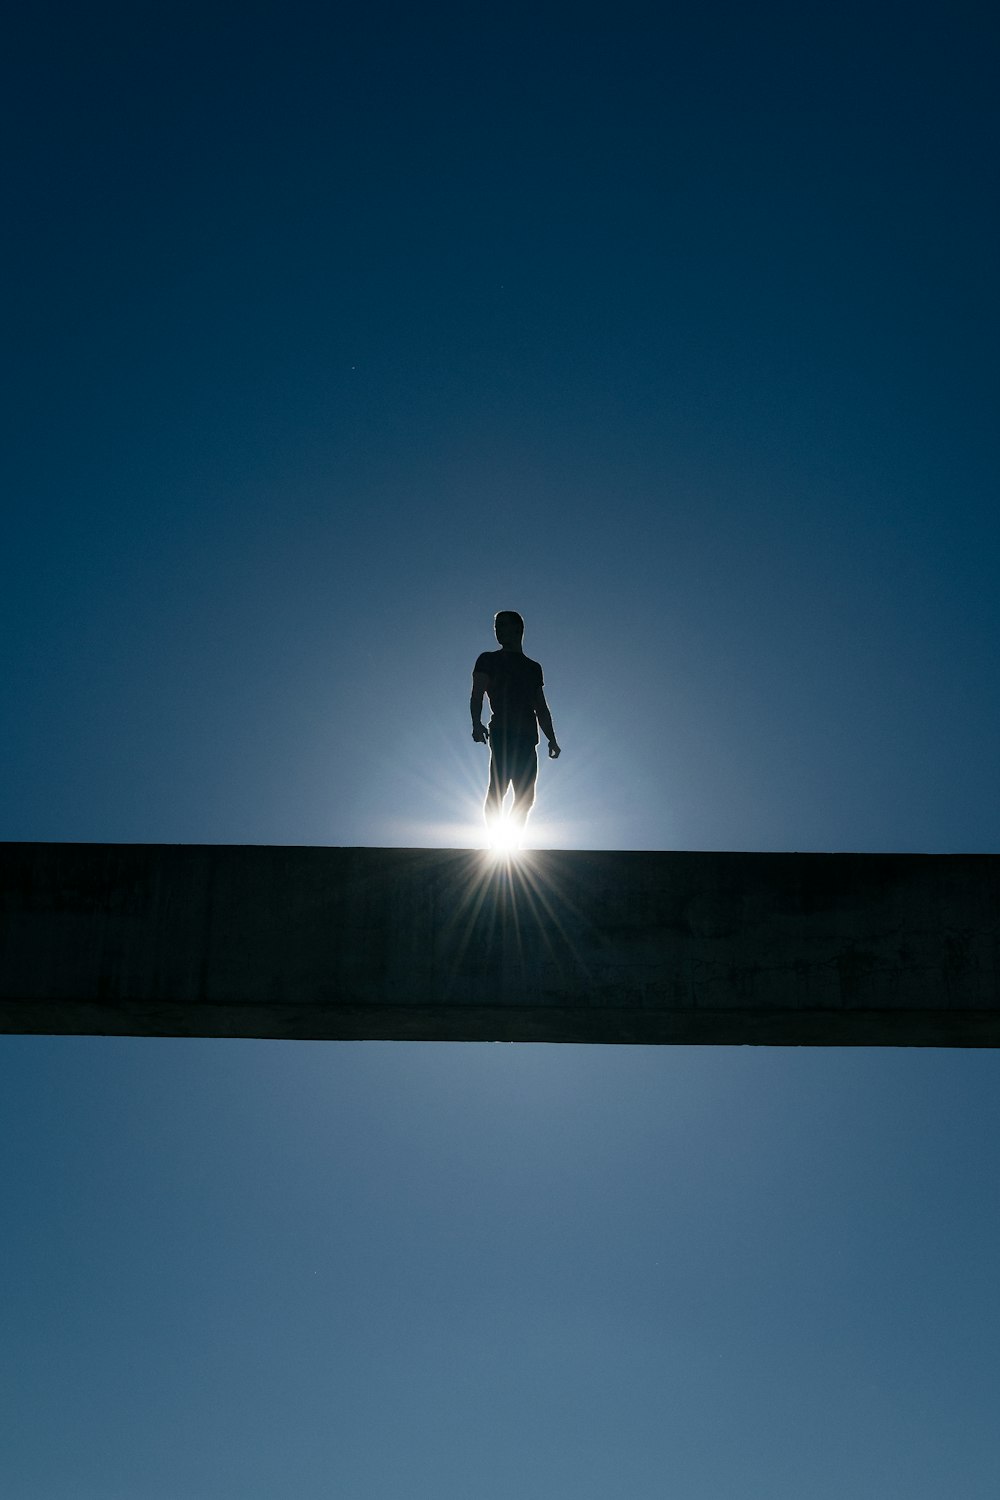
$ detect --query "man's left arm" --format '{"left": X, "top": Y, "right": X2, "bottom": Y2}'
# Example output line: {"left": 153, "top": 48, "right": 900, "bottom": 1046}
{"left": 534, "top": 687, "right": 560, "bottom": 758}
{"left": 471, "top": 671, "right": 490, "bottom": 744}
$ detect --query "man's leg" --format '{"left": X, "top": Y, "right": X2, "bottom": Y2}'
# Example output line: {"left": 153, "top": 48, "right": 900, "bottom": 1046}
{"left": 484, "top": 747, "right": 509, "bottom": 838}
{"left": 509, "top": 743, "right": 538, "bottom": 833}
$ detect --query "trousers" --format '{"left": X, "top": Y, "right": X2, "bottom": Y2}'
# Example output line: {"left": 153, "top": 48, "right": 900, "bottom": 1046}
{"left": 485, "top": 731, "right": 538, "bottom": 821}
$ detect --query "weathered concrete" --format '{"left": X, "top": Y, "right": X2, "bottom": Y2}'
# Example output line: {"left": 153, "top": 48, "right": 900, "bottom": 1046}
{"left": 1, "top": 843, "right": 999, "bottom": 1045}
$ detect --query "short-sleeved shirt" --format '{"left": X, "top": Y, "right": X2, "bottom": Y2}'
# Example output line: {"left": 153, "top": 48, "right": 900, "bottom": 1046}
{"left": 474, "top": 650, "right": 544, "bottom": 746}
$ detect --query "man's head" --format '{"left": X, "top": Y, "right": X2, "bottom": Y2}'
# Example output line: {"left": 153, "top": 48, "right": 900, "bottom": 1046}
{"left": 494, "top": 611, "right": 525, "bottom": 648}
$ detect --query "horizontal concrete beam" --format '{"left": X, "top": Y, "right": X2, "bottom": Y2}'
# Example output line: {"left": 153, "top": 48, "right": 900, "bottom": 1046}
{"left": 1, "top": 843, "right": 999, "bottom": 1045}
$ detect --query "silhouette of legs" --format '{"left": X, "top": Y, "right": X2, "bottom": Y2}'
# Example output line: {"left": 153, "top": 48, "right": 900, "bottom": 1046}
{"left": 485, "top": 735, "right": 538, "bottom": 841}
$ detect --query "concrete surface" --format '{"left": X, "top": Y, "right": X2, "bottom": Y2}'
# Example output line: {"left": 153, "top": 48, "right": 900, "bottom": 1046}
{"left": 1, "top": 843, "right": 999, "bottom": 1045}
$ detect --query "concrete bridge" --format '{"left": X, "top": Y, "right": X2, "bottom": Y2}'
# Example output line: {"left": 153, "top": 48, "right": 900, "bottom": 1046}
{"left": 1, "top": 842, "right": 998, "bottom": 1045}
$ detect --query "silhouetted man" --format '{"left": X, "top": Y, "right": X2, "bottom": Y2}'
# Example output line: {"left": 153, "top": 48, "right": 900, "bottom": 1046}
{"left": 471, "top": 611, "right": 560, "bottom": 841}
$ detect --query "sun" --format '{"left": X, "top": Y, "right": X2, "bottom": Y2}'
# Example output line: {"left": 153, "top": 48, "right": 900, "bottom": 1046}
{"left": 488, "top": 818, "right": 525, "bottom": 857}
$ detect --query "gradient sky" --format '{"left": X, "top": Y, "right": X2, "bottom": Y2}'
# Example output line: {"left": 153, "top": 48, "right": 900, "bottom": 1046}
{"left": 3, "top": 3, "right": 999, "bottom": 1496}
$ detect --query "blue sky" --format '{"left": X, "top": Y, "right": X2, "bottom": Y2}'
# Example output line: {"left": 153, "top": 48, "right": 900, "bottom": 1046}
{"left": 3, "top": 1040, "right": 999, "bottom": 1497}
{"left": 3, "top": 2, "right": 999, "bottom": 1495}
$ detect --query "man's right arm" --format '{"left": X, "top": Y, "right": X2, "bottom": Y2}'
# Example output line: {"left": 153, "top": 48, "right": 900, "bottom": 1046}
{"left": 534, "top": 685, "right": 560, "bottom": 758}
{"left": 471, "top": 671, "right": 490, "bottom": 743}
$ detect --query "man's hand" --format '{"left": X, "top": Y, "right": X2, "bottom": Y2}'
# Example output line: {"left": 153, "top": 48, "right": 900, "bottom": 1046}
{"left": 472, "top": 723, "right": 490, "bottom": 745}
{"left": 547, "top": 739, "right": 561, "bottom": 759}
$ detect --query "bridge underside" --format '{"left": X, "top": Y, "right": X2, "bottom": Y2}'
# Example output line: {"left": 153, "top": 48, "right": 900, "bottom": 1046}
{"left": 1, "top": 844, "right": 998, "bottom": 1045}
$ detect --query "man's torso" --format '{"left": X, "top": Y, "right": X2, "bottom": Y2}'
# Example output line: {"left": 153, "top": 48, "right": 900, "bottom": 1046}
{"left": 474, "top": 650, "right": 543, "bottom": 745}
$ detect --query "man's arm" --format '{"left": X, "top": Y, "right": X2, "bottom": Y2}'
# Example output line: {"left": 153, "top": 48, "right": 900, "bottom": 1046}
{"left": 534, "top": 687, "right": 561, "bottom": 758}
{"left": 471, "top": 671, "right": 490, "bottom": 744}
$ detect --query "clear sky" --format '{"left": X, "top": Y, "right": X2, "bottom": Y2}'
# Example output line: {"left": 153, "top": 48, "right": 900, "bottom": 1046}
{"left": 3, "top": 2, "right": 999, "bottom": 1496}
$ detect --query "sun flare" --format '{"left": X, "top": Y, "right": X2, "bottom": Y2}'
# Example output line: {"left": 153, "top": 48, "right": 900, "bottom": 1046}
{"left": 488, "top": 819, "right": 524, "bottom": 857}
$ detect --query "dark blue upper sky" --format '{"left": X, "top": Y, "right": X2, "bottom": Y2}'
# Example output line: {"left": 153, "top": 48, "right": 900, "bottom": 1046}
{"left": 5, "top": 0, "right": 998, "bottom": 850}
{"left": 3, "top": 5, "right": 1000, "bottom": 1497}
